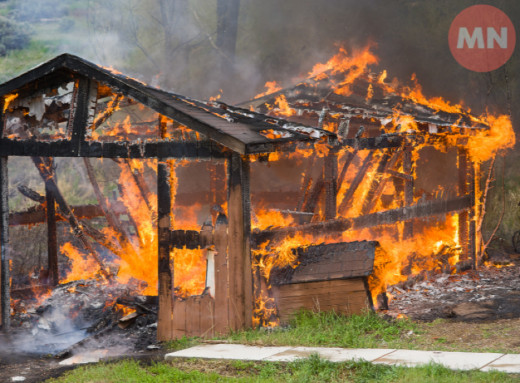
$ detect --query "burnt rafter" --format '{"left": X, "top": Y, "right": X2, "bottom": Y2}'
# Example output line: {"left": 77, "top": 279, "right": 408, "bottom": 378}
{"left": 0, "top": 54, "right": 334, "bottom": 158}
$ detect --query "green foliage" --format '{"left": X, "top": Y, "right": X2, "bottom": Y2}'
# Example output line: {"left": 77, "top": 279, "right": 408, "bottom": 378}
{"left": 0, "top": 15, "right": 30, "bottom": 56}
{"left": 9, "top": 0, "right": 68, "bottom": 22}
{"left": 164, "top": 335, "right": 200, "bottom": 351}
{"left": 225, "top": 310, "right": 417, "bottom": 349}
{"left": 45, "top": 357, "right": 518, "bottom": 383}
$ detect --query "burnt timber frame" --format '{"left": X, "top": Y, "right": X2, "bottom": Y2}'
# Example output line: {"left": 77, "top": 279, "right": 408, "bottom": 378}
{"left": 0, "top": 53, "right": 481, "bottom": 334}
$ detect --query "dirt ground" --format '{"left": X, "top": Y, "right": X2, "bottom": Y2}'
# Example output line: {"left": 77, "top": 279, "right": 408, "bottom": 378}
{"left": 2, "top": 255, "right": 520, "bottom": 382}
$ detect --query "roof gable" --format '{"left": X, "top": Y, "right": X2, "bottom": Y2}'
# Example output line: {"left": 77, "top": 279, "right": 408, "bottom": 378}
{"left": 0, "top": 54, "right": 333, "bottom": 155}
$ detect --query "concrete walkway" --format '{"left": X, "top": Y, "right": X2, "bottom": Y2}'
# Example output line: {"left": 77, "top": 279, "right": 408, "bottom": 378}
{"left": 165, "top": 344, "right": 520, "bottom": 373}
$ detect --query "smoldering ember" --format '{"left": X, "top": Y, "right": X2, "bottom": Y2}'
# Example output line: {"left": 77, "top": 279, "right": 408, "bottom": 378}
{"left": 0, "top": 45, "right": 517, "bottom": 367}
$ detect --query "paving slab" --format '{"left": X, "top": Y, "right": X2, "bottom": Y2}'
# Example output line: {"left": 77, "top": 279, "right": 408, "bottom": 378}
{"left": 165, "top": 344, "right": 291, "bottom": 361}
{"left": 481, "top": 354, "right": 520, "bottom": 373}
{"left": 373, "top": 349, "right": 504, "bottom": 370}
{"left": 265, "top": 347, "right": 395, "bottom": 362}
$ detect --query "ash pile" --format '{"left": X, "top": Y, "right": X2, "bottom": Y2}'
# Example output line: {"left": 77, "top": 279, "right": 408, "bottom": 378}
{"left": 9, "top": 278, "right": 158, "bottom": 358}
{"left": 385, "top": 251, "right": 520, "bottom": 321}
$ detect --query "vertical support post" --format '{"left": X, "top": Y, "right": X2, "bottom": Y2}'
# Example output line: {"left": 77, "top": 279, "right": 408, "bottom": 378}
{"left": 70, "top": 78, "right": 92, "bottom": 156}
{"left": 324, "top": 148, "right": 338, "bottom": 220}
{"left": 458, "top": 148, "right": 470, "bottom": 261}
{"left": 157, "top": 160, "right": 173, "bottom": 340}
{"left": 227, "top": 153, "right": 252, "bottom": 330}
{"left": 0, "top": 157, "right": 9, "bottom": 330}
{"left": 45, "top": 160, "right": 58, "bottom": 286}
{"left": 468, "top": 161, "right": 477, "bottom": 268}
{"left": 403, "top": 147, "right": 414, "bottom": 240}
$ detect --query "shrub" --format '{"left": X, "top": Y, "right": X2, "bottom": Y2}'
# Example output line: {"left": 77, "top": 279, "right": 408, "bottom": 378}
{"left": 0, "top": 16, "right": 30, "bottom": 55}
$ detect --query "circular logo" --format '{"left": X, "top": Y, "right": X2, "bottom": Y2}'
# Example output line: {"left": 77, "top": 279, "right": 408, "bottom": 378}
{"left": 448, "top": 5, "right": 516, "bottom": 72}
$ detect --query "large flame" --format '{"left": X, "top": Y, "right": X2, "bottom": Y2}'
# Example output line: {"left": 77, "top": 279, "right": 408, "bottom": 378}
{"left": 251, "top": 43, "right": 515, "bottom": 325}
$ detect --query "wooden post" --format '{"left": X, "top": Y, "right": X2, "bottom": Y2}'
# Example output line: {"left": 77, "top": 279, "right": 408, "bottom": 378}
{"left": 468, "top": 161, "right": 477, "bottom": 268}
{"left": 227, "top": 153, "right": 252, "bottom": 330}
{"left": 0, "top": 157, "right": 9, "bottom": 330}
{"left": 157, "top": 160, "right": 173, "bottom": 340}
{"left": 45, "top": 161, "right": 58, "bottom": 286}
{"left": 324, "top": 148, "right": 338, "bottom": 220}
{"left": 457, "top": 148, "right": 470, "bottom": 261}
{"left": 403, "top": 147, "right": 413, "bottom": 240}
{"left": 213, "top": 213, "right": 229, "bottom": 334}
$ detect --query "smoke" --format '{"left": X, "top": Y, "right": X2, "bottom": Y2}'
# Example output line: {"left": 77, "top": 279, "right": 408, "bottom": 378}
{"left": 6, "top": 0, "right": 518, "bottom": 118}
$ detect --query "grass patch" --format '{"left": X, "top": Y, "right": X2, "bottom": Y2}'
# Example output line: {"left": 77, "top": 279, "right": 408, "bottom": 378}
{"left": 223, "top": 310, "right": 417, "bottom": 349}
{"left": 45, "top": 356, "right": 519, "bottom": 383}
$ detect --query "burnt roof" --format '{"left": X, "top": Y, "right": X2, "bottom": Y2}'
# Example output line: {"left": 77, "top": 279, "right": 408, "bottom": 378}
{"left": 0, "top": 54, "right": 334, "bottom": 155}
{"left": 247, "top": 73, "right": 489, "bottom": 131}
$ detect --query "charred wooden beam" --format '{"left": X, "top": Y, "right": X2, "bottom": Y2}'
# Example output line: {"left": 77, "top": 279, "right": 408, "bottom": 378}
{"left": 324, "top": 149, "right": 338, "bottom": 220}
{"left": 45, "top": 165, "right": 59, "bottom": 286}
{"left": 9, "top": 203, "right": 126, "bottom": 226}
{"left": 17, "top": 185, "right": 45, "bottom": 203}
{"left": 157, "top": 160, "right": 173, "bottom": 341}
{"left": 338, "top": 151, "right": 375, "bottom": 214}
{"left": 362, "top": 150, "right": 403, "bottom": 215}
{"left": 302, "top": 177, "right": 324, "bottom": 214}
{"left": 0, "top": 139, "right": 229, "bottom": 159}
{"left": 0, "top": 157, "right": 9, "bottom": 330}
{"left": 170, "top": 230, "right": 201, "bottom": 249}
{"left": 70, "top": 78, "right": 90, "bottom": 156}
{"left": 403, "top": 147, "right": 414, "bottom": 239}
{"left": 32, "top": 157, "right": 111, "bottom": 279}
{"left": 458, "top": 148, "right": 470, "bottom": 261}
{"left": 227, "top": 153, "right": 252, "bottom": 330}
{"left": 386, "top": 169, "right": 413, "bottom": 181}
{"left": 336, "top": 149, "right": 357, "bottom": 194}
{"left": 360, "top": 149, "right": 394, "bottom": 215}
{"left": 253, "top": 195, "right": 472, "bottom": 245}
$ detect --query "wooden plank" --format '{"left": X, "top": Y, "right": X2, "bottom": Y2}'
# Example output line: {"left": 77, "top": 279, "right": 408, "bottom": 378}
{"left": 0, "top": 157, "right": 9, "bottom": 330}
{"left": 227, "top": 154, "right": 252, "bottom": 331}
{"left": 186, "top": 296, "right": 201, "bottom": 337}
{"left": 270, "top": 242, "right": 376, "bottom": 286}
{"left": 171, "top": 298, "right": 186, "bottom": 339}
{"left": 324, "top": 149, "right": 338, "bottom": 220}
{"left": 157, "top": 160, "right": 173, "bottom": 341}
{"left": 199, "top": 293, "right": 215, "bottom": 338}
{"left": 45, "top": 176, "right": 58, "bottom": 286}
{"left": 213, "top": 213, "right": 229, "bottom": 334}
{"left": 254, "top": 195, "right": 472, "bottom": 244}
{"left": 274, "top": 278, "right": 369, "bottom": 323}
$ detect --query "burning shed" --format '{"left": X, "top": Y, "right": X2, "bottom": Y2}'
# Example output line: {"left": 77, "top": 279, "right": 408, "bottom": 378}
{"left": 0, "top": 48, "right": 514, "bottom": 343}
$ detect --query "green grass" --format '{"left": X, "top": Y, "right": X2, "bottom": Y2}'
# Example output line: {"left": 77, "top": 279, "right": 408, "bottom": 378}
{"left": 223, "top": 310, "right": 417, "bottom": 349}
{"left": 45, "top": 356, "right": 518, "bottom": 383}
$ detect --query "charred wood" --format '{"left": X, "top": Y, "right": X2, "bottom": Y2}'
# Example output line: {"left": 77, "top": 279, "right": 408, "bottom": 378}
{"left": 338, "top": 151, "right": 375, "bottom": 214}
{"left": 32, "top": 157, "right": 112, "bottom": 279}
{"left": 17, "top": 185, "right": 45, "bottom": 204}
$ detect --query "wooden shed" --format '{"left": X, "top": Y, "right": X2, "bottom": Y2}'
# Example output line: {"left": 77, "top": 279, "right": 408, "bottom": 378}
{"left": 0, "top": 54, "right": 487, "bottom": 339}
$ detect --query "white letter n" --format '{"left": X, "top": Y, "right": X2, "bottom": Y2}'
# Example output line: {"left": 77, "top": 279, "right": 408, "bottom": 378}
{"left": 457, "top": 27, "right": 484, "bottom": 48}
{"left": 487, "top": 27, "right": 507, "bottom": 48}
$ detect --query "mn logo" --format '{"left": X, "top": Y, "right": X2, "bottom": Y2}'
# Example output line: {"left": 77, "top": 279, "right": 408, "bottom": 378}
{"left": 449, "top": 5, "right": 516, "bottom": 72}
